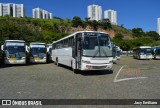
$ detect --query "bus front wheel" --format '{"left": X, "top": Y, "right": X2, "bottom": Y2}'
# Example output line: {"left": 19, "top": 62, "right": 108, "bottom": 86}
{"left": 73, "top": 69, "right": 79, "bottom": 74}
{"left": 71, "top": 61, "right": 78, "bottom": 74}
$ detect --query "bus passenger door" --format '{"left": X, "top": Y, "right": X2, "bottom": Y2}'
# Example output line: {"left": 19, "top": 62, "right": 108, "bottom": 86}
{"left": 76, "top": 34, "right": 82, "bottom": 69}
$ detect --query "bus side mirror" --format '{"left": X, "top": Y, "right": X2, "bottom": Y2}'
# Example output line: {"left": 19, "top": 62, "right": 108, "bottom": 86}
{"left": 26, "top": 46, "right": 29, "bottom": 53}
{"left": 1, "top": 45, "right": 4, "bottom": 51}
{"left": 154, "top": 49, "right": 156, "bottom": 53}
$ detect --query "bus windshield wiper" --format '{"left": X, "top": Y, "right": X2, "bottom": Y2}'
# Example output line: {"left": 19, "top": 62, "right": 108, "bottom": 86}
{"left": 92, "top": 47, "right": 99, "bottom": 58}
{"left": 100, "top": 47, "right": 108, "bottom": 57}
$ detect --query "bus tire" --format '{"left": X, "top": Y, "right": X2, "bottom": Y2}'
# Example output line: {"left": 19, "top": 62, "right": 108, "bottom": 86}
{"left": 74, "top": 69, "right": 79, "bottom": 74}
{"left": 71, "top": 61, "right": 78, "bottom": 74}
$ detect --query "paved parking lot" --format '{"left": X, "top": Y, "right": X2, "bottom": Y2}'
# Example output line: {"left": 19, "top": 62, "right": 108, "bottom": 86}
{"left": 0, "top": 56, "right": 160, "bottom": 107}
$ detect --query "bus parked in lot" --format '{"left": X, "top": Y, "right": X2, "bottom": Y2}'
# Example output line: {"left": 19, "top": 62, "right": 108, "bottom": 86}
{"left": 0, "top": 47, "right": 3, "bottom": 65}
{"left": 133, "top": 48, "right": 138, "bottom": 59}
{"left": 152, "top": 46, "right": 160, "bottom": 59}
{"left": 52, "top": 31, "right": 113, "bottom": 72}
{"left": 29, "top": 42, "right": 47, "bottom": 63}
{"left": 111, "top": 42, "right": 117, "bottom": 64}
{"left": 133, "top": 46, "right": 153, "bottom": 60}
{"left": 1, "top": 40, "right": 26, "bottom": 64}
{"left": 47, "top": 44, "right": 52, "bottom": 62}
{"left": 116, "top": 46, "right": 121, "bottom": 60}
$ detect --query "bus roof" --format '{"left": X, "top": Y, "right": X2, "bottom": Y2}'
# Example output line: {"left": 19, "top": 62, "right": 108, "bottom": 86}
{"left": 52, "top": 31, "right": 109, "bottom": 44}
{"left": 30, "top": 42, "right": 46, "bottom": 45}
{"left": 153, "top": 46, "right": 160, "bottom": 48}
{"left": 5, "top": 40, "right": 25, "bottom": 43}
{"left": 47, "top": 44, "right": 52, "bottom": 46}
{"left": 30, "top": 42, "right": 46, "bottom": 48}
{"left": 139, "top": 46, "right": 151, "bottom": 49}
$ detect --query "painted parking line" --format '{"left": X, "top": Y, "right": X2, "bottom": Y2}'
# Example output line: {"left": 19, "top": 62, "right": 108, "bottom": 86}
{"left": 114, "top": 65, "right": 147, "bottom": 83}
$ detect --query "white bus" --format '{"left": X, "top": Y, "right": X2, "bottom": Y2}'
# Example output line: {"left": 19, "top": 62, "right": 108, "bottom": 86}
{"left": 111, "top": 42, "right": 117, "bottom": 64}
{"left": 134, "top": 46, "right": 153, "bottom": 60}
{"left": 1, "top": 40, "right": 26, "bottom": 64}
{"left": 116, "top": 46, "right": 121, "bottom": 60}
{"left": 152, "top": 46, "right": 160, "bottom": 59}
{"left": 47, "top": 44, "right": 52, "bottom": 62}
{"left": 29, "top": 42, "right": 47, "bottom": 63}
{"left": 52, "top": 31, "right": 113, "bottom": 72}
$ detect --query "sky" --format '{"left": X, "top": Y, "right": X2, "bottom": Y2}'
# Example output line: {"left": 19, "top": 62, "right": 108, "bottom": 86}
{"left": 0, "top": 0, "right": 160, "bottom": 32}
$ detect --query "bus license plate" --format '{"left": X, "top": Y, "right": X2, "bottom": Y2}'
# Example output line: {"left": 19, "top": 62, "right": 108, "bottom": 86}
{"left": 9, "top": 58, "right": 15, "bottom": 60}
{"left": 34, "top": 57, "right": 39, "bottom": 60}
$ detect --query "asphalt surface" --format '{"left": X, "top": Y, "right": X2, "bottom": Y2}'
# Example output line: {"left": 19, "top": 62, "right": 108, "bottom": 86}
{"left": 0, "top": 56, "right": 160, "bottom": 108}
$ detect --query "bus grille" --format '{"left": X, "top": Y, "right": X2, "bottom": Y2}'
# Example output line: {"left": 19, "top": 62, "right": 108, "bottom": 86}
{"left": 92, "top": 66, "right": 107, "bottom": 69}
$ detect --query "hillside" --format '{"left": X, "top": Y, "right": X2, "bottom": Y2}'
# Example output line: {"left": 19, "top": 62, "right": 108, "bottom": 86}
{"left": 69, "top": 25, "right": 133, "bottom": 40}
{"left": 0, "top": 16, "right": 159, "bottom": 50}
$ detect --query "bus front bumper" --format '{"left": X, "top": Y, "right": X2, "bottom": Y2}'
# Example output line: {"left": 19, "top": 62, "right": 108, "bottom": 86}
{"left": 155, "top": 55, "right": 160, "bottom": 59}
{"left": 30, "top": 58, "right": 46, "bottom": 63}
{"left": 113, "top": 58, "right": 117, "bottom": 63}
{"left": 4, "top": 59, "right": 26, "bottom": 64}
{"left": 140, "top": 55, "right": 152, "bottom": 59}
{"left": 81, "top": 63, "right": 113, "bottom": 71}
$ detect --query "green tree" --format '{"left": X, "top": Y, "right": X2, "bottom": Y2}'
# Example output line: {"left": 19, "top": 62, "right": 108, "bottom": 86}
{"left": 113, "top": 33, "right": 124, "bottom": 40}
{"left": 132, "top": 28, "right": 145, "bottom": 37}
{"left": 119, "top": 40, "right": 131, "bottom": 51}
{"left": 131, "top": 37, "right": 153, "bottom": 48}
{"left": 146, "top": 31, "right": 160, "bottom": 41}
{"left": 72, "top": 16, "right": 82, "bottom": 27}
{"left": 84, "top": 17, "right": 92, "bottom": 26}
{"left": 91, "top": 20, "right": 99, "bottom": 31}
{"left": 101, "top": 18, "right": 112, "bottom": 30}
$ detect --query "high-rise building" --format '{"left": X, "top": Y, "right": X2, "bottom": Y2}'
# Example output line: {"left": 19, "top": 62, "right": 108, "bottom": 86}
{"left": 88, "top": 5, "right": 102, "bottom": 21}
{"left": 0, "top": 3, "right": 11, "bottom": 16}
{"left": 0, "top": 3, "right": 25, "bottom": 17}
{"left": 13, "top": 4, "right": 25, "bottom": 17}
{"left": 157, "top": 18, "right": 160, "bottom": 35}
{"left": 32, "top": 8, "right": 52, "bottom": 19}
{"left": 104, "top": 9, "right": 117, "bottom": 25}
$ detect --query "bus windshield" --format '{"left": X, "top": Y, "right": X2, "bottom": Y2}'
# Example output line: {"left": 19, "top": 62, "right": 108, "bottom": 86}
{"left": 83, "top": 33, "right": 112, "bottom": 57}
{"left": 139, "top": 48, "right": 152, "bottom": 54}
{"left": 30, "top": 47, "right": 46, "bottom": 57}
{"left": 5, "top": 46, "right": 25, "bottom": 58}
{"left": 146, "top": 48, "right": 152, "bottom": 54}
{"left": 155, "top": 48, "right": 160, "bottom": 55}
{"left": 116, "top": 51, "right": 121, "bottom": 56}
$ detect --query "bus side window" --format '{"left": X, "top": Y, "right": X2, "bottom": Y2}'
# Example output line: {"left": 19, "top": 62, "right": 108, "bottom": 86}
{"left": 59, "top": 41, "right": 63, "bottom": 48}
{"left": 71, "top": 36, "right": 76, "bottom": 58}
{"left": 64, "top": 39, "right": 68, "bottom": 48}
{"left": 68, "top": 36, "right": 74, "bottom": 47}
{"left": 52, "top": 44, "right": 55, "bottom": 49}
{"left": 68, "top": 38, "right": 71, "bottom": 47}
{"left": 56, "top": 43, "right": 60, "bottom": 49}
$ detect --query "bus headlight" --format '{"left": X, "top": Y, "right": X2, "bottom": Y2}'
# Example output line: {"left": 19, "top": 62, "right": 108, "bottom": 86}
{"left": 109, "top": 60, "right": 113, "bottom": 63}
{"left": 82, "top": 60, "right": 91, "bottom": 64}
{"left": 22, "top": 57, "right": 26, "bottom": 59}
